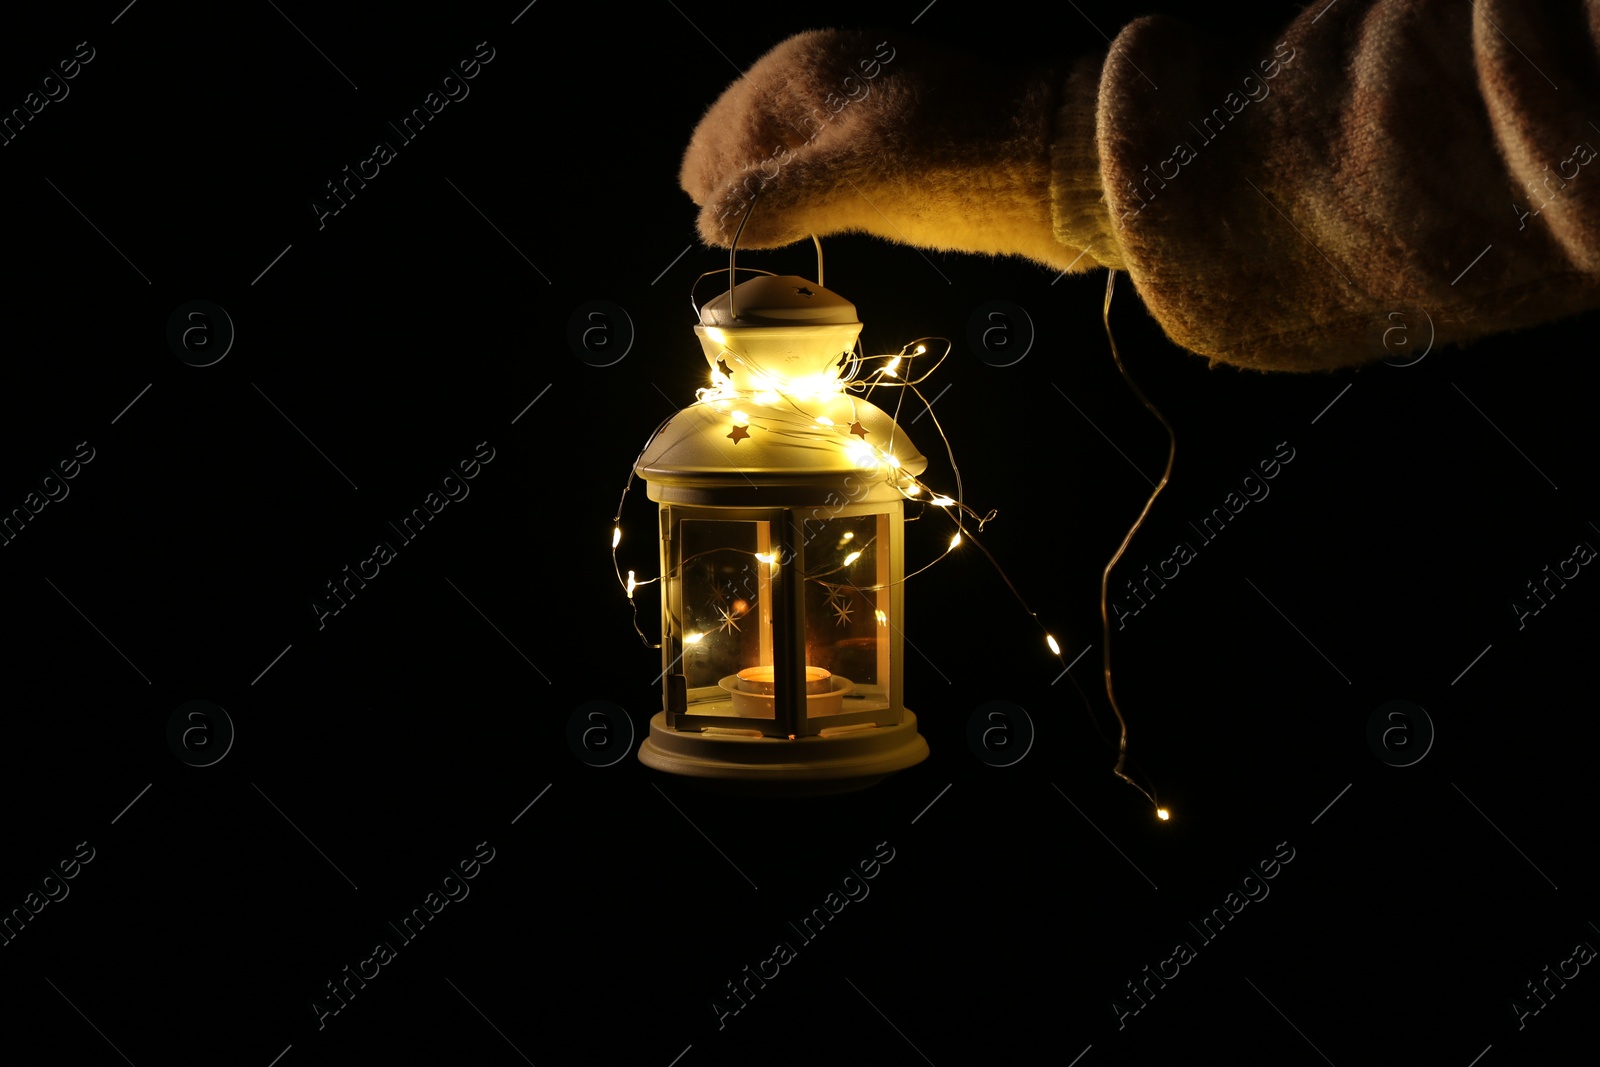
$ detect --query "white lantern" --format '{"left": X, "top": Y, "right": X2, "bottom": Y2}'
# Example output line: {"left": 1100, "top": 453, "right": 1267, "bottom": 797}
{"left": 633, "top": 266, "right": 930, "bottom": 793}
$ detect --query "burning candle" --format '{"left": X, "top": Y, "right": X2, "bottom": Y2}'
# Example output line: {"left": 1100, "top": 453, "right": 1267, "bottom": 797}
{"left": 735, "top": 665, "right": 833, "bottom": 695}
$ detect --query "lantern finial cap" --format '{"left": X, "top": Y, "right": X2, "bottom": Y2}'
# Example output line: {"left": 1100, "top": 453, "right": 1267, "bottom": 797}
{"left": 698, "top": 275, "right": 858, "bottom": 327}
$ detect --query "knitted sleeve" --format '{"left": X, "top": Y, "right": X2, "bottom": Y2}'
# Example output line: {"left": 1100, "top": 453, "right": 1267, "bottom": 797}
{"left": 1053, "top": 2, "right": 1600, "bottom": 370}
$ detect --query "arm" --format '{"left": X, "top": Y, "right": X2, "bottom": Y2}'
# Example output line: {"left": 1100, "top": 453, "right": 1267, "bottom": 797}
{"left": 1078, "top": 2, "right": 1600, "bottom": 370}
{"left": 681, "top": 5, "right": 1600, "bottom": 371}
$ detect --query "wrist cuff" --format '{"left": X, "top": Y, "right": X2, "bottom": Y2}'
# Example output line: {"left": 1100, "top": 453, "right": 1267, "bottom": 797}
{"left": 1051, "top": 52, "right": 1124, "bottom": 271}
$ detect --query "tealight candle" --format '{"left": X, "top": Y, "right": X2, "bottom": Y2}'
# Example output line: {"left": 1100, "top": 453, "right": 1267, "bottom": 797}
{"left": 735, "top": 665, "right": 833, "bottom": 695}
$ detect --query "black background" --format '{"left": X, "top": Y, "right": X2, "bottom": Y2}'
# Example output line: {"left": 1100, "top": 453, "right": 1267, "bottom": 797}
{"left": 1, "top": 2, "right": 1596, "bottom": 1064}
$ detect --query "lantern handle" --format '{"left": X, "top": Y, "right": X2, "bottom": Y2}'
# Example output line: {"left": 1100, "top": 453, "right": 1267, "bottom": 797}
{"left": 723, "top": 193, "right": 823, "bottom": 320}
{"left": 726, "top": 195, "right": 753, "bottom": 310}
{"left": 690, "top": 267, "right": 778, "bottom": 322}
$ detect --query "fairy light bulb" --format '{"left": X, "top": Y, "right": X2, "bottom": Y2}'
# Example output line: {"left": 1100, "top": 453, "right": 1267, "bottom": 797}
{"left": 1157, "top": 808, "right": 1170, "bottom": 821}
{"left": 843, "top": 550, "right": 862, "bottom": 566}
{"left": 612, "top": 526, "right": 622, "bottom": 549}
{"left": 884, "top": 356, "right": 902, "bottom": 377}
{"left": 732, "top": 410, "right": 749, "bottom": 426}
{"left": 1046, "top": 633, "right": 1061, "bottom": 656}
{"left": 683, "top": 632, "right": 706, "bottom": 645}
{"left": 625, "top": 570, "right": 637, "bottom": 598}
{"left": 949, "top": 532, "right": 962, "bottom": 550}
{"left": 930, "top": 495, "right": 954, "bottom": 507}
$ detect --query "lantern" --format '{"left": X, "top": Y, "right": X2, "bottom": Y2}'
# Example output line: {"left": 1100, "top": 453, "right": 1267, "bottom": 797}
{"left": 632, "top": 261, "right": 930, "bottom": 793}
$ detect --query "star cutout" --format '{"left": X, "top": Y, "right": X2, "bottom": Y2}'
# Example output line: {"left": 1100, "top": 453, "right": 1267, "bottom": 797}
{"left": 727, "top": 424, "right": 750, "bottom": 444}
{"left": 793, "top": 286, "right": 815, "bottom": 298}
{"left": 832, "top": 598, "right": 854, "bottom": 626}
{"left": 717, "top": 606, "right": 742, "bottom": 633}
{"left": 848, "top": 421, "right": 868, "bottom": 439}
{"left": 716, "top": 357, "right": 733, "bottom": 379}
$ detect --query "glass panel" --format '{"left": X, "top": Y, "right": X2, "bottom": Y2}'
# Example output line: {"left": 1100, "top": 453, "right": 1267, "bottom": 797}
{"left": 678, "top": 519, "right": 768, "bottom": 693}
{"left": 803, "top": 512, "right": 888, "bottom": 692}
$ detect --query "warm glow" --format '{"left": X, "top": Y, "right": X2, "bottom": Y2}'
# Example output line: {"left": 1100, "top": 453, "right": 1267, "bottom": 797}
{"left": 930, "top": 495, "right": 954, "bottom": 507}
{"left": 843, "top": 550, "right": 862, "bottom": 566}
{"left": 1157, "top": 808, "right": 1171, "bottom": 822}
{"left": 915, "top": 344, "right": 927, "bottom": 354}
{"left": 612, "top": 526, "right": 621, "bottom": 549}
{"left": 683, "top": 632, "right": 706, "bottom": 644}
{"left": 738, "top": 665, "right": 831, "bottom": 684}
{"left": 731, "top": 369, "right": 848, "bottom": 401}
{"left": 904, "top": 485, "right": 921, "bottom": 496}
{"left": 840, "top": 531, "right": 855, "bottom": 542}
{"left": 884, "top": 454, "right": 901, "bottom": 469}
{"left": 754, "top": 552, "right": 776, "bottom": 565}
{"left": 949, "top": 533, "right": 962, "bottom": 550}
{"left": 875, "top": 609, "right": 887, "bottom": 626}
{"left": 884, "top": 356, "right": 902, "bottom": 377}
{"left": 732, "top": 410, "right": 749, "bottom": 425}
{"left": 816, "top": 416, "right": 834, "bottom": 426}
{"left": 625, "top": 570, "right": 637, "bottom": 598}
{"left": 1046, "top": 633, "right": 1061, "bottom": 655}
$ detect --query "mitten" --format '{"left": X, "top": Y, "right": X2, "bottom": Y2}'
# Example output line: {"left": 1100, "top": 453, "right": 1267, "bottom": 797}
{"left": 679, "top": 29, "right": 1115, "bottom": 275}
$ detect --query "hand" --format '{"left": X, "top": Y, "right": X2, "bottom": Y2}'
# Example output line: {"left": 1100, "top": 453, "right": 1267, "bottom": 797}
{"left": 679, "top": 30, "right": 1104, "bottom": 273}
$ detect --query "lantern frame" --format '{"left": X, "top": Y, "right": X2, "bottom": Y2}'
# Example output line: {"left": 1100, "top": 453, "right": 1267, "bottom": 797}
{"left": 657, "top": 499, "right": 905, "bottom": 738}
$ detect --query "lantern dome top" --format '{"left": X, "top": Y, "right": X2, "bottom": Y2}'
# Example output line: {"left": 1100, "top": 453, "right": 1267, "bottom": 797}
{"left": 634, "top": 392, "right": 926, "bottom": 507}
{"left": 698, "top": 274, "right": 858, "bottom": 327}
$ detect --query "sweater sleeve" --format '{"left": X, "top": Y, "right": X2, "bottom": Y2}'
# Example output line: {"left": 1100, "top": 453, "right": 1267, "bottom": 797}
{"left": 1053, "top": 2, "right": 1600, "bottom": 371}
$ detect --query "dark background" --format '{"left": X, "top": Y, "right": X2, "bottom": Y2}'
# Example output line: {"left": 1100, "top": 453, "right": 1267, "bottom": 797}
{"left": 1, "top": 2, "right": 1595, "bottom": 1064}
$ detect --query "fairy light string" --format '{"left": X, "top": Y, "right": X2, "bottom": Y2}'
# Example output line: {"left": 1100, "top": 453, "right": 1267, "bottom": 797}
{"left": 610, "top": 265, "right": 1171, "bottom": 821}
{"left": 1098, "top": 269, "right": 1174, "bottom": 821}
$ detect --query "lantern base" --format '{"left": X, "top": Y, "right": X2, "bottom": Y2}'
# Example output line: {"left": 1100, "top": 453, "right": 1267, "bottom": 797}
{"left": 636, "top": 710, "right": 928, "bottom": 795}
